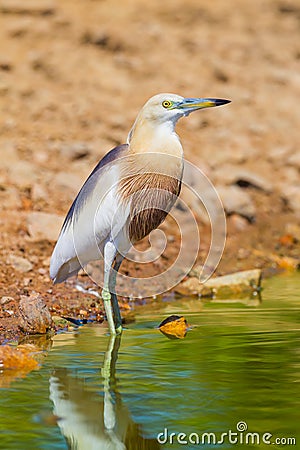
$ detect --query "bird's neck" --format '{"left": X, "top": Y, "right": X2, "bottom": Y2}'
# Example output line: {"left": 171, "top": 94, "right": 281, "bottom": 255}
{"left": 128, "top": 117, "right": 183, "bottom": 158}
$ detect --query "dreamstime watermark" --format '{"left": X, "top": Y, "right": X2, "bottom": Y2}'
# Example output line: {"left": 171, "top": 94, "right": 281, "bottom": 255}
{"left": 72, "top": 153, "right": 226, "bottom": 297}
{"left": 157, "top": 421, "right": 296, "bottom": 446}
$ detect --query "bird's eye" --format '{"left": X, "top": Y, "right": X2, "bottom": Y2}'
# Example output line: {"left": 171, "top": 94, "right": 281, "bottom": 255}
{"left": 162, "top": 100, "right": 173, "bottom": 109}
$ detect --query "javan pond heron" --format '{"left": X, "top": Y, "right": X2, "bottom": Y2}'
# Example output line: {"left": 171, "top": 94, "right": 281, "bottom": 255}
{"left": 50, "top": 93, "right": 230, "bottom": 335}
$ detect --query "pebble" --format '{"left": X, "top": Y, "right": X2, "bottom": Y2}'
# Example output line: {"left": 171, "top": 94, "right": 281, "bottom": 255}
{"left": 1, "top": 296, "right": 14, "bottom": 305}
{"left": 176, "top": 269, "right": 262, "bottom": 297}
{"left": 31, "top": 183, "right": 48, "bottom": 203}
{"left": 0, "top": 185, "right": 22, "bottom": 209}
{"left": 228, "top": 214, "right": 249, "bottom": 231}
{"left": 283, "top": 185, "right": 300, "bottom": 216}
{"left": 58, "top": 142, "right": 91, "bottom": 160}
{"left": 7, "top": 254, "right": 33, "bottom": 272}
{"left": 285, "top": 223, "right": 300, "bottom": 241}
{"left": 7, "top": 160, "right": 38, "bottom": 188}
{"left": 27, "top": 211, "right": 63, "bottom": 242}
{"left": 51, "top": 172, "right": 82, "bottom": 197}
{"left": 216, "top": 185, "right": 256, "bottom": 222}
{"left": 19, "top": 292, "right": 52, "bottom": 334}
{"left": 287, "top": 152, "right": 300, "bottom": 169}
{"left": 213, "top": 165, "right": 272, "bottom": 192}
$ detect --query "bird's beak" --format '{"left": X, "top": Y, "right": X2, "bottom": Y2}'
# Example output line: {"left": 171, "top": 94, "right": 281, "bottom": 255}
{"left": 177, "top": 97, "right": 231, "bottom": 114}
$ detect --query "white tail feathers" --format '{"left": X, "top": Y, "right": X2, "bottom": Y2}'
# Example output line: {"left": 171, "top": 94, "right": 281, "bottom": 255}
{"left": 52, "top": 256, "right": 82, "bottom": 284}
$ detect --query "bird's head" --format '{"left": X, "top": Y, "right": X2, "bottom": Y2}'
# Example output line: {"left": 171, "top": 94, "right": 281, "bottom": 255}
{"left": 127, "top": 93, "right": 231, "bottom": 148}
{"left": 138, "top": 93, "right": 231, "bottom": 125}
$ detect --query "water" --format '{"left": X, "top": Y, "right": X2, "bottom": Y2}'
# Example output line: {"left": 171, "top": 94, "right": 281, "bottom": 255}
{"left": 0, "top": 273, "right": 300, "bottom": 449}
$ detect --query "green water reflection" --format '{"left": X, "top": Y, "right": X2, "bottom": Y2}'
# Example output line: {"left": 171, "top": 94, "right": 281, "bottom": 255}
{"left": 0, "top": 273, "right": 299, "bottom": 449}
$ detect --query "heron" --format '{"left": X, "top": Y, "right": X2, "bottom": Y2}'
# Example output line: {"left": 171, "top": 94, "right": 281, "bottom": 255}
{"left": 50, "top": 93, "right": 230, "bottom": 335}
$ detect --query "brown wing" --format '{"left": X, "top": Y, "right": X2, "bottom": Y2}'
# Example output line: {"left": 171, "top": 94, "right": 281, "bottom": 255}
{"left": 119, "top": 171, "right": 182, "bottom": 243}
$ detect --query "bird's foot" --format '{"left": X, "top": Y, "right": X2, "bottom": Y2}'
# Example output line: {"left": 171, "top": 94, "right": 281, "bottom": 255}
{"left": 115, "top": 324, "right": 123, "bottom": 335}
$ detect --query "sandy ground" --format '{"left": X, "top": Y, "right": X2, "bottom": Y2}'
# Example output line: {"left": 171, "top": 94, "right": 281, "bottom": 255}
{"left": 0, "top": 0, "right": 299, "bottom": 342}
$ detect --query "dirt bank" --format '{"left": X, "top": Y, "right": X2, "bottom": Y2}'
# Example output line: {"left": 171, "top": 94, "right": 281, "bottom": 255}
{"left": 0, "top": 0, "right": 299, "bottom": 342}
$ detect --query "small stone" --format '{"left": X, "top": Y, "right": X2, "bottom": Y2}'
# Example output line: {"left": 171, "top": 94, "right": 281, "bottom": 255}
{"left": 217, "top": 185, "right": 256, "bottom": 222}
{"left": 81, "top": 31, "right": 122, "bottom": 52}
{"left": 58, "top": 142, "right": 91, "bottom": 160}
{"left": 204, "top": 269, "right": 262, "bottom": 296}
{"left": 7, "top": 160, "right": 38, "bottom": 188}
{"left": 7, "top": 254, "right": 33, "bottom": 272}
{"left": 1, "top": 296, "right": 14, "bottom": 305}
{"left": 6, "top": 17, "right": 33, "bottom": 37}
{"left": 228, "top": 214, "right": 249, "bottom": 231}
{"left": 285, "top": 223, "right": 300, "bottom": 241}
{"left": 271, "top": 255, "right": 299, "bottom": 270}
{"left": 27, "top": 211, "right": 63, "bottom": 242}
{"left": 23, "top": 277, "right": 31, "bottom": 286}
{"left": 0, "top": 60, "right": 13, "bottom": 71}
{"left": 31, "top": 183, "right": 48, "bottom": 203}
{"left": 283, "top": 185, "right": 300, "bottom": 215}
{"left": 287, "top": 152, "right": 300, "bottom": 169}
{"left": 51, "top": 316, "right": 69, "bottom": 328}
{"left": 176, "top": 269, "right": 262, "bottom": 298}
{"left": 214, "top": 166, "right": 272, "bottom": 192}
{"left": 19, "top": 292, "right": 52, "bottom": 334}
{"left": 233, "top": 170, "right": 272, "bottom": 192}
{"left": 0, "top": 141, "right": 18, "bottom": 167}
{"left": 0, "top": 185, "right": 21, "bottom": 209}
{"left": 51, "top": 172, "right": 82, "bottom": 197}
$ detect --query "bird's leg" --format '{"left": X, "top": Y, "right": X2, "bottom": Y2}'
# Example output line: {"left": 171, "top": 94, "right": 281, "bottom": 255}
{"left": 103, "top": 242, "right": 117, "bottom": 335}
{"left": 109, "top": 256, "right": 124, "bottom": 335}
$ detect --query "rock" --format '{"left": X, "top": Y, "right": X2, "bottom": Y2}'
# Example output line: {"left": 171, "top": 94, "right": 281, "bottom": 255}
{"left": 0, "top": 141, "right": 18, "bottom": 167}
{"left": 232, "top": 170, "right": 272, "bottom": 192}
{"left": 81, "top": 30, "right": 122, "bottom": 52}
{"left": 6, "top": 160, "right": 38, "bottom": 188}
{"left": 204, "top": 269, "right": 262, "bottom": 295}
{"left": 19, "top": 293, "right": 52, "bottom": 334}
{"left": 1, "top": 296, "right": 14, "bottom": 305}
{"left": 285, "top": 223, "right": 300, "bottom": 241}
{"left": 175, "top": 277, "right": 209, "bottom": 296}
{"left": 6, "top": 17, "right": 33, "bottom": 37}
{"left": 31, "top": 183, "right": 48, "bottom": 203}
{"left": 0, "top": 81, "right": 10, "bottom": 95}
{"left": 58, "top": 142, "right": 91, "bottom": 160}
{"left": 287, "top": 151, "right": 300, "bottom": 169}
{"left": 227, "top": 214, "right": 249, "bottom": 231}
{"left": 0, "top": 0, "right": 55, "bottom": 16}
{"left": 283, "top": 185, "right": 300, "bottom": 216}
{"left": 51, "top": 172, "right": 82, "bottom": 197}
{"left": 7, "top": 254, "right": 33, "bottom": 272}
{"left": 214, "top": 166, "right": 272, "bottom": 192}
{"left": 269, "top": 254, "right": 299, "bottom": 270}
{"left": 0, "top": 184, "right": 22, "bottom": 209}
{"left": 176, "top": 269, "right": 262, "bottom": 298}
{"left": 0, "top": 59, "right": 13, "bottom": 71}
{"left": 267, "top": 146, "right": 292, "bottom": 164}
{"left": 51, "top": 316, "right": 69, "bottom": 328}
{"left": 216, "top": 185, "right": 256, "bottom": 222}
{"left": 27, "top": 211, "right": 63, "bottom": 242}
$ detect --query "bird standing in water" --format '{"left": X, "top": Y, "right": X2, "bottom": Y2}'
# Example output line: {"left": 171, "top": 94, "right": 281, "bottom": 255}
{"left": 50, "top": 93, "right": 230, "bottom": 335}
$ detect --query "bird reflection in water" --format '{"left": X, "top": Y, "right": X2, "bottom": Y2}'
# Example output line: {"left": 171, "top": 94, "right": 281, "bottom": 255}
{"left": 49, "top": 334, "right": 160, "bottom": 450}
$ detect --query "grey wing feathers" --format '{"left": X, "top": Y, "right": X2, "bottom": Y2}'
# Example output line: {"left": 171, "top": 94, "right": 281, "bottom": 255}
{"left": 50, "top": 144, "right": 128, "bottom": 283}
